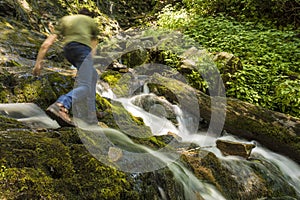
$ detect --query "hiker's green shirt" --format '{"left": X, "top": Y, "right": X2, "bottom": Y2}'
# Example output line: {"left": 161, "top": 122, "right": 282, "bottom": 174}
{"left": 55, "top": 14, "right": 99, "bottom": 48}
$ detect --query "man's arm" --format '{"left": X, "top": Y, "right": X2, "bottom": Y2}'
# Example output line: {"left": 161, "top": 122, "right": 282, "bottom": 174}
{"left": 91, "top": 39, "right": 98, "bottom": 56}
{"left": 32, "top": 34, "right": 57, "bottom": 76}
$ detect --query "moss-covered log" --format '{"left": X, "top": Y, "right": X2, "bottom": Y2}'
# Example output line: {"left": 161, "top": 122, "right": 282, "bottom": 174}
{"left": 223, "top": 97, "right": 300, "bottom": 164}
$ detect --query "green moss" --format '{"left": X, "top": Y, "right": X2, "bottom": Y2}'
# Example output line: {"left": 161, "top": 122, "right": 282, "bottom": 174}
{"left": 0, "top": 167, "right": 64, "bottom": 200}
{"left": 180, "top": 151, "right": 216, "bottom": 185}
{"left": 109, "top": 101, "right": 152, "bottom": 138}
{"left": 0, "top": 127, "right": 139, "bottom": 199}
{"left": 148, "top": 83, "right": 179, "bottom": 104}
{"left": 0, "top": 73, "right": 15, "bottom": 103}
{"left": 0, "top": 115, "right": 25, "bottom": 130}
{"left": 0, "top": 88, "right": 10, "bottom": 103}
{"left": 130, "top": 136, "right": 167, "bottom": 150}
{"left": 66, "top": 144, "right": 139, "bottom": 199}
{"left": 96, "top": 95, "right": 112, "bottom": 110}
{"left": 44, "top": 73, "right": 74, "bottom": 98}
{"left": 201, "top": 152, "right": 239, "bottom": 195}
{"left": 49, "top": 127, "right": 82, "bottom": 145}
{"left": 225, "top": 106, "right": 300, "bottom": 160}
{"left": 121, "top": 48, "right": 149, "bottom": 68}
{"left": 101, "top": 70, "right": 122, "bottom": 87}
{"left": 14, "top": 80, "right": 44, "bottom": 102}
{"left": 2, "top": 72, "right": 74, "bottom": 109}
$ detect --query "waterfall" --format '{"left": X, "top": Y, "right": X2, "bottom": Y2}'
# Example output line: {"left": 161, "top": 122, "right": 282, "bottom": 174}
{"left": 2, "top": 81, "right": 299, "bottom": 199}
{"left": 254, "top": 146, "right": 300, "bottom": 195}
{"left": 95, "top": 82, "right": 227, "bottom": 199}
{"left": 147, "top": 148, "right": 226, "bottom": 200}
{"left": 118, "top": 96, "right": 179, "bottom": 136}
{"left": 96, "top": 81, "right": 300, "bottom": 199}
{"left": 75, "top": 123, "right": 226, "bottom": 199}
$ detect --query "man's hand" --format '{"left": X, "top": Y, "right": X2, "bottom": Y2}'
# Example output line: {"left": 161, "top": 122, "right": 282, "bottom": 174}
{"left": 32, "top": 34, "right": 57, "bottom": 76}
{"left": 32, "top": 62, "right": 42, "bottom": 76}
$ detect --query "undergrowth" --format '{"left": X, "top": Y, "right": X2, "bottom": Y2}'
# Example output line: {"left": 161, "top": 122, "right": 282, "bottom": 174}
{"left": 156, "top": 3, "right": 300, "bottom": 117}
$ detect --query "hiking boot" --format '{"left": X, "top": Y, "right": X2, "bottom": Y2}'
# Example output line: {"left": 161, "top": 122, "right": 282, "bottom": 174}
{"left": 46, "top": 103, "right": 75, "bottom": 127}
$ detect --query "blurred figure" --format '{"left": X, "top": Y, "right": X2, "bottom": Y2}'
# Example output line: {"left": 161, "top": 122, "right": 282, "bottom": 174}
{"left": 33, "top": 8, "right": 99, "bottom": 126}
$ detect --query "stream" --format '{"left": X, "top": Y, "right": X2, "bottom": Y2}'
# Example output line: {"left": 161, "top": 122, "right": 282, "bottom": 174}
{"left": 1, "top": 81, "right": 299, "bottom": 199}
{"left": 95, "top": 81, "right": 300, "bottom": 199}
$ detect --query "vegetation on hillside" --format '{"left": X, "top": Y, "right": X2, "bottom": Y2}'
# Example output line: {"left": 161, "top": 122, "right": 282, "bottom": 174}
{"left": 155, "top": 0, "right": 300, "bottom": 118}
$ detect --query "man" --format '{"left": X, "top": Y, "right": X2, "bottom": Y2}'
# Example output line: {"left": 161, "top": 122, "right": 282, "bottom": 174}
{"left": 33, "top": 8, "right": 99, "bottom": 127}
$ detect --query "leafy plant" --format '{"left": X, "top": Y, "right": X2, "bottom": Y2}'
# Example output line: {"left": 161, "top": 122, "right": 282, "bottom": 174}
{"left": 274, "top": 80, "right": 300, "bottom": 116}
{"left": 157, "top": 4, "right": 192, "bottom": 30}
{"left": 156, "top": 3, "right": 300, "bottom": 117}
{"left": 182, "top": 0, "right": 300, "bottom": 28}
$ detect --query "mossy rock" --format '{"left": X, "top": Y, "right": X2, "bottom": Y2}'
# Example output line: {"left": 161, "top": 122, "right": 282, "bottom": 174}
{"left": 0, "top": 167, "right": 65, "bottom": 200}
{"left": 101, "top": 70, "right": 122, "bottom": 87}
{"left": 0, "top": 128, "right": 139, "bottom": 199}
{"left": 61, "top": 144, "right": 139, "bottom": 200}
{"left": 181, "top": 150, "right": 298, "bottom": 200}
{"left": 130, "top": 134, "right": 181, "bottom": 151}
{"left": 133, "top": 166, "right": 185, "bottom": 200}
{"left": 0, "top": 115, "right": 25, "bottom": 130}
{"left": 109, "top": 100, "right": 152, "bottom": 138}
{"left": 0, "top": 86, "right": 10, "bottom": 103}
{"left": 121, "top": 48, "right": 149, "bottom": 68}
{"left": 1, "top": 72, "right": 74, "bottom": 109}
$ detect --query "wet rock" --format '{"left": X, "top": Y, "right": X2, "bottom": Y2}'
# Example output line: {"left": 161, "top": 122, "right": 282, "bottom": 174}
{"left": 121, "top": 47, "right": 149, "bottom": 68}
{"left": 105, "top": 60, "right": 129, "bottom": 73}
{"left": 132, "top": 167, "right": 185, "bottom": 200}
{"left": 0, "top": 128, "right": 140, "bottom": 199}
{"left": 131, "top": 93, "right": 178, "bottom": 124}
{"left": 181, "top": 150, "right": 298, "bottom": 200}
{"left": 216, "top": 139, "right": 256, "bottom": 159}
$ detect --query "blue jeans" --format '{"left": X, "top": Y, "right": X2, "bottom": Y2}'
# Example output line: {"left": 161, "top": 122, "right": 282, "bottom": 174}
{"left": 57, "top": 42, "right": 98, "bottom": 118}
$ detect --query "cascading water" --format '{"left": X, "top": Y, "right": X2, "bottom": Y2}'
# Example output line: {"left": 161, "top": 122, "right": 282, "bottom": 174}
{"left": 1, "top": 80, "right": 299, "bottom": 199}
{"left": 96, "top": 82, "right": 227, "bottom": 199}
{"left": 96, "top": 81, "right": 300, "bottom": 200}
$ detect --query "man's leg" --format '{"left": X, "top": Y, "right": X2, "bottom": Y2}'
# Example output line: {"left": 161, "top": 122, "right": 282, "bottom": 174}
{"left": 47, "top": 42, "right": 93, "bottom": 126}
{"left": 73, "top": 53, "right": 98, "bottom": 124}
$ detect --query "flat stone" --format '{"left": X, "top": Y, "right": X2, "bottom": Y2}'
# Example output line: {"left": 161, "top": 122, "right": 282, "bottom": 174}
{"left": 216, "top": 139, "right": 256, "bottom": 159}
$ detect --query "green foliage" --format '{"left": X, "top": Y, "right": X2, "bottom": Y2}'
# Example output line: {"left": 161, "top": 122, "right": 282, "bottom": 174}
{"left": 157, "top": 4, "right": 300, "bottom": 117}
{"left": 182, "top": 0, "right": 300, "bottom": 28}
{"left": 57, "top": 0, "right": 99, "bottom": 15}
{"left": 274, "top": 79, "right": 300, "bottom": 116}
{"left": 186, "top": 70, "right": 208, "bottom": 92}
{"left": 157, "top": 5, "right": 192, "bottom": 29}
{"left": 225, "top": 65, "right": 279, "bottom": 107}
{"left": 157, "top": 50, "right": 182, "bottom": 67}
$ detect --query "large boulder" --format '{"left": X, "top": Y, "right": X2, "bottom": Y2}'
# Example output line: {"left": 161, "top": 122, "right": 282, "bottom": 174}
{"left": 181, "top": 150, "right": 298, "bottom": 200}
